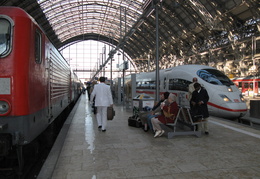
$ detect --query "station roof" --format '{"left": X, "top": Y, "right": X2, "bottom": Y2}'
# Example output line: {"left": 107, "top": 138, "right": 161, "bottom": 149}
{"left": 0, "top": 0, "right": 259, "bottom": 70}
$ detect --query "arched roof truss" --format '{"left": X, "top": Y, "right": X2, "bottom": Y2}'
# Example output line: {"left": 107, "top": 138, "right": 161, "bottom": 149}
{"left": 37, "top": 0, "right": 144, "bottom": 45}
{"left": 0, "top": 0, "right": 259, "bottom": 72}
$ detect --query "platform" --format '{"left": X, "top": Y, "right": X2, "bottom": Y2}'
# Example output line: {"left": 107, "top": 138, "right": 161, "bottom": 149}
{"left": 38, "top": 94, "right": 260, "bottom": 179}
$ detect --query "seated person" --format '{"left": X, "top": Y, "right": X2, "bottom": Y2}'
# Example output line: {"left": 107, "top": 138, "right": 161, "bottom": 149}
{"left": 151, "top": 93, "right": 178, "bottom": 138}
{"left": 142, "top": 92, "right": 169, "bottom": 132}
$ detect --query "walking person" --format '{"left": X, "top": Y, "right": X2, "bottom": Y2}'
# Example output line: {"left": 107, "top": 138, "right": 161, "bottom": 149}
{"left": 190, "top": 82, "right": 209, "bottom": 135}
{"left": 90, "top": 77, "right": 113, "bottom": 132}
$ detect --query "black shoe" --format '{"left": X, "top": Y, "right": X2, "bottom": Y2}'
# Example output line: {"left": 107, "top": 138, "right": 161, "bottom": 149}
{"left": 98, "top": 126, "right": 102, "bottom": 130}
{"left": 205, "top": 132, "right": 209, "bottom": 135}
{"left": 102, "top": 129, "right": 106, "bottom": 132}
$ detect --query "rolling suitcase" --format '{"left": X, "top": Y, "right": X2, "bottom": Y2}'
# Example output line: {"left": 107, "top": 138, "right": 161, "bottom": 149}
{"left": 107, "top": 106, "right": 115, "bottom": 120}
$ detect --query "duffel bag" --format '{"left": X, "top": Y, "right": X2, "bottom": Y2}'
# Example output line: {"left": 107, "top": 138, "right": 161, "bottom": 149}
{"left": 128, "top": 116, "right": 142, "bottom": 128}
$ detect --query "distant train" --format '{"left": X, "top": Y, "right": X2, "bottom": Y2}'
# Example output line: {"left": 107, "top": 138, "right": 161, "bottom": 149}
{"left": 0, "top": 7, "right": 81, "bottom": 169}
{"left": 122, "top": 65, "right": 247, "bottom": 119}
{"left": 231, "top": 76, "right": 260, "bottom": 97}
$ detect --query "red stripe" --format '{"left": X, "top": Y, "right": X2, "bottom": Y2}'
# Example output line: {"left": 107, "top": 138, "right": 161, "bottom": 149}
{"left": 208, "top": 102, "right": 247, "bottom": 112}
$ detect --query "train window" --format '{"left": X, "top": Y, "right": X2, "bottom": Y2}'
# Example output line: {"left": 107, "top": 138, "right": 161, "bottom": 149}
{"left": 249, "top": 82, "right": 253, "bottom": 89}
{"left": 136, "top": 81, "right": 155, "bottom": 90}
{"left": 35, "top": 30, "right": 42, "bottom": 64}
{"left": 244, "top": 83, "right": 249, "bottom": 88}
{"left": 142, "top": 82, "right": 149, "bottom": 89}
{"left": 238, "top": 82, "right": 242, "bottom": 88}
{"left": 0, "top": 17, "right": 13, "bottom": 58}
{"left": 197, "top": 69, "right": 234, "bottom": 86}
{"left": 150, "top": 81, "right": 156, "bottom": 89}
{"left": 136, "top": 81, "right": 142, "bottom": 89}
{"left": 169, "top": 78, "right": 191, "bottom": 92}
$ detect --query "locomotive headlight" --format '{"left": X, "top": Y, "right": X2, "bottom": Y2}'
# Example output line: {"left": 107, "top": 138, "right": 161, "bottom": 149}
{"left": 240, "top": 94, "right": 245, "bottom": 102}
{"left": 219, "top": 94, "right": 231, "bottom": 102}
{"left": 0, "top": 100, "right": 10, "bottom": 114}
{"left": 227, "top": 87, "right": 233, "bottom": 92}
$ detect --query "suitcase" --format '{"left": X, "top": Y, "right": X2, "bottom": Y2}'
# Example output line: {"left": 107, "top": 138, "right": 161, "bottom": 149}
{"left": 107, "top": 107, "right": 115, "bottom": 120}
{"left": 128, "top": 116, "right": 142, "bottom": 128}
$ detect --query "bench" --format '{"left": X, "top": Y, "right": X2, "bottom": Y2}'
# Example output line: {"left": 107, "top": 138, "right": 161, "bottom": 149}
{"left": 162, "top": 106, "right": 206, "bottom": 138}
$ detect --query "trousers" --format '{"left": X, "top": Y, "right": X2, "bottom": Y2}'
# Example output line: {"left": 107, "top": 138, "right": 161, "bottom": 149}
{"left": 96, "top": 106, "right": 108, "bottom": 130}
{"left": 197, "top": 117, "right": 208, "bottom": 132}
{"left": 151, "top": 117, "right": 163, "bottom": 131}
{"left": 147, "top": 114, "right": 158, "bottom": 131}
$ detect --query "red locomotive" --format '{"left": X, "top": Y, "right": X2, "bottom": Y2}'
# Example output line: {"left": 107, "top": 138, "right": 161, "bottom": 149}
{"left": 0, "top": 6, "right": 81, "bottom": 170}
{"left": 232, "top": 76, "right": 260, "bottom": 97}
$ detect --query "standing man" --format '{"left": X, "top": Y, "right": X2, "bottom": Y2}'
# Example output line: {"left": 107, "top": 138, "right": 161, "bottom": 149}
{"left": 90, "top": 77, "right": 113, "bottom": 132}
{"left": 188, "top": 77, "right": 198, "bottom": 101}
{"left": 190, "top": 83, "right": 209, "bottom": 135}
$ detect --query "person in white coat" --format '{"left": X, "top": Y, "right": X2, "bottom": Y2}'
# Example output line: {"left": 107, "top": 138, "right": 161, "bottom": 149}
{"left": 90, "top": 77, "right": 113, "bottom": 132}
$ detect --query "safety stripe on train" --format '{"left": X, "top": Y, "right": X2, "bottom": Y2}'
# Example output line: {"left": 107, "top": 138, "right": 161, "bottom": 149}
{"left": 208, "top": 102, "right": 247, "bottom": 112}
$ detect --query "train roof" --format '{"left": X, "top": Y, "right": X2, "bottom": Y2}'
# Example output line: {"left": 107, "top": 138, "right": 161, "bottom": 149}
{"left": 129, "top": 65, "right": 217, "bottom": 81}
{"left": 0, "top": 6, "right": 37, "bottom": 24}
{"left": 232, "top": 76, "right": 260, "bottom": 80}
{"left": 163, "top": 64, "right": 215, "bottom": 72}
{"left": 123, "top": 64, "right": 217, "bottom": 79}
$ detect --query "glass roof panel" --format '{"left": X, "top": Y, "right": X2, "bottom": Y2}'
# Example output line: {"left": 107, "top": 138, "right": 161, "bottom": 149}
{"left": 37, "top": 0, "right": 144, "bottom": 43}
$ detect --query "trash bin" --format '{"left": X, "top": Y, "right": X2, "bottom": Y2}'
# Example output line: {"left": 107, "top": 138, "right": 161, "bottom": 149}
{"left": 250, "top": 100, "right": 260, "bottom": 118}
{"left": 132, "top": 93, "right": 154, "bottom": 116}
{"left": 128, "top": 94, "right": 154, "bottom": 128}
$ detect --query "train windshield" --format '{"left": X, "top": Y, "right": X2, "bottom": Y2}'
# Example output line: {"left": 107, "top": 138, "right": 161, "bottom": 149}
{"left": 0, "top": 17, "right": 13, "bottom": 58}
{"left": 197, "top": 69, "right": 234, "bottom": 86}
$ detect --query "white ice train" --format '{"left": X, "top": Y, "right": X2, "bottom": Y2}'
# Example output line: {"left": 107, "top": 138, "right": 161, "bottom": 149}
{"left": 124, "top": 65, "right": 247, "bottom": 119}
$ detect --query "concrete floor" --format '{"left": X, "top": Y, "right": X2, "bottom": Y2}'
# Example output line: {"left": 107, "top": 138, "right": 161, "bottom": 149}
{"left": 39, "top": 94, "right": 260, "bottom": 179}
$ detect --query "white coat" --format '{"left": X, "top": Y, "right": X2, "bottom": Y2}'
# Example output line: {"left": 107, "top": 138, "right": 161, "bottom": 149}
{"left": 90, "top": 83, "right": 113, "bottom": 106}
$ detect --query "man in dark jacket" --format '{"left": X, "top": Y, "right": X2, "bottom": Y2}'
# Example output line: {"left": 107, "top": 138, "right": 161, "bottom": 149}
{"left": 190, "top": 83, "right": 209, "bottom": 135}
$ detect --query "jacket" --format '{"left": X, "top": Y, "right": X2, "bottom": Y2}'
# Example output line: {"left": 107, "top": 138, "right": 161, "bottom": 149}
{"left": 190, "top": 87, "right": 209, "bottom": 118}
{"left": 157, "top": 101, "right": 178, "bottom": 124}
{"left": 90, "top": 83, "right": 113, "bottom": 106}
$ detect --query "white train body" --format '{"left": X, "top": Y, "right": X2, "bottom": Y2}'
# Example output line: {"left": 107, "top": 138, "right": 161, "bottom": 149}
{"left": 131, "top": 65, "right": 247, "bottom": 119}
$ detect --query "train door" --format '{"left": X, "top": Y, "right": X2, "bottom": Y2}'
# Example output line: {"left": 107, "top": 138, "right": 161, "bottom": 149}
{"left": 256, "top": 82, "right": 260, "bottom": 95}
{"left": 163, "top": 71, "right": 170, "bottom": 92}
{"left": 69, "top": 72, "right": 74, "bottom": 103}
{"left": 253, "top": 80, "right": 260, "bottom": 96}
{"left": 242, "top": 82, "right": 248, "bottom": 95}
{"left": 249, "top": 82, "right": 254, "bottom": 97}
{"left": 162, "top": 76, "right": 167, "bottom": 92}
{"left": 243, "top": 81, "right": 254, "bottom": 96}
{"left": 237, "top": 82, "right": 242, "bottom": 92}
{"left": 45, "top": 51, "right": 53, "bottom": 122}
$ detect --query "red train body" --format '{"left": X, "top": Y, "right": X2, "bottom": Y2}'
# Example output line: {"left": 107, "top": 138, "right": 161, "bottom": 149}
{"left": 232, "top": 76, "right": 260, "bottom": 97}
{"left": 0, "top": 7, "right": 81, "bottom": 157}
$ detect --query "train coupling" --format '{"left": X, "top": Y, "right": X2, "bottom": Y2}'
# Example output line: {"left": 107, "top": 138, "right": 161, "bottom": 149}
{"left": 0, "top": 134, "right": 12, "bottom": 156}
